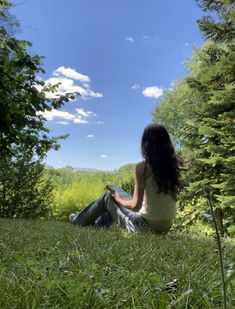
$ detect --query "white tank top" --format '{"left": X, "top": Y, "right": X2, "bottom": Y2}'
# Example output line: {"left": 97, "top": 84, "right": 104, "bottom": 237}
{"left": 139, "top": 175, "right": 176, "bottom": 220}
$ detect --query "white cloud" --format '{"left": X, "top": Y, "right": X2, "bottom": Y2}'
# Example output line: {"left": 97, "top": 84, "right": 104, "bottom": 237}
{"left": 142, "top": 86, "right": 163, "bottom": 99}
{"left": 42, "top": 77, "right": 103, "bottom": 100}
{"left": 45, "top": 77, "right": 74, "bottom": 93}
{"left": 94, "top": 121, "right": 104, "bottom": 125}
{"left": 86, "top": 134, "right": 94, "bottom": 138}
{"left": 56, "top": 121, "right": 69, "bottom": 125}
{"left": 81, "top": 89, "right": 103, "bottom": 99}
{"left": 76, "top": 108, "right": 97, "bottom": 118}
{"left": 53, "top": 66, "right": 90, "bottom": 83}
{"left": 83, "top": 83, "right": 90, "bottom": 89}
{"left": 36, "top": 66, "right": 103, "bottom": 100}
{"left": 126, "top": 36, "right": 134, "bottom": 43}
{"left": 168, "top": 81, "right": 175, "bottom": 91}
{"left": 143, "top": 35, "right": 150, "bottom": 39}
{"left": 131, "top": 84, "right": 140, "bottom": 90}
{"left": 100, "top": 155, "right": 108, "bottom": 158}
{"left": 184, "top": 42, "right": 189, "bottom": 46}
{"left": 73, "top": 118, "right": 88, "bottom": 124}
{"left": 37, "top": 107, "right": 98, "bottom": 125}
{"left": 38, "top": 109, "right": 75, "bottom": 121}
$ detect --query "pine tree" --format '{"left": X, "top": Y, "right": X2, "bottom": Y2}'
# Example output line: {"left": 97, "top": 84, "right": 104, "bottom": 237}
{"left": 154, "top": 0, "right": 235, "bottom": 235}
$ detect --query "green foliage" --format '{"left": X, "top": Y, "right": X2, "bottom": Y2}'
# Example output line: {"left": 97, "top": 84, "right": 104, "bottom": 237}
{"left": 153, "top": 0, "right": 235, "bottom": 235}
{"left": 0, "top": 219, "right": 234, "bottom": 308}
{"left": 112, "top": 163, "right": 135, "bottom": 195}
{"left": 47, "top": 164, "right": 135, "bottom": 220}
{"left": 0, "top": 0, "right": 19, "bottom": 35}
{"left": 196, "top": 0, "right": 235, "bottom": 42}
{"left": 0, "top": 152, "right": 53, "bottom": 218}
{"left": 45, "top": 167, "right": 80, "bottom": 189}
{"left": 53, "top": 178, "right": 105, "bottom": 221}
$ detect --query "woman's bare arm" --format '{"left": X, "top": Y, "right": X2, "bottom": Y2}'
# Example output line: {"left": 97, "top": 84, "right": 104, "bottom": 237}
{"left": 112, "top": 162, "right": 145, "bottom": 212}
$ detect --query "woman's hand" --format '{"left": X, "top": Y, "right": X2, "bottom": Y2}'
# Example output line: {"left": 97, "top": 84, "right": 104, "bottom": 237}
{"left": 111, "top": 191, "right": 121, "bottom": 203}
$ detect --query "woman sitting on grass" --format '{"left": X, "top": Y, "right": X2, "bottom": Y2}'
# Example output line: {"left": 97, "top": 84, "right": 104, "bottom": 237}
{"left": 69, "top": 123, "right": 182, "bottom": 233}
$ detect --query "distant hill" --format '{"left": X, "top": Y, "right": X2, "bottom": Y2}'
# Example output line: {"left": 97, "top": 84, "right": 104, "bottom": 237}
{"left": 64, "top": 165, "right": 99, "bottom": 172}
{"left": 45, "top": 165, "right": 99, "bottom": 172}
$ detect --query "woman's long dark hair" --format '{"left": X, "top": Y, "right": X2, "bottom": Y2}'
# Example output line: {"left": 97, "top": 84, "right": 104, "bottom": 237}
{"left": 141, "top": 123, "right": 181, "bottom": 198}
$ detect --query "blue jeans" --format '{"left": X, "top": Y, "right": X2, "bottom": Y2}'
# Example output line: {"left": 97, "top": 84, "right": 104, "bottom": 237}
{"left": 71, "top": 192, "right": 154, "bottom": 233}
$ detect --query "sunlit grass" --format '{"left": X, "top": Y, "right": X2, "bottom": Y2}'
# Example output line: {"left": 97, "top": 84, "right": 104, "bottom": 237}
{"left": 0, "top": 219, "right": 234, "bottom": 308}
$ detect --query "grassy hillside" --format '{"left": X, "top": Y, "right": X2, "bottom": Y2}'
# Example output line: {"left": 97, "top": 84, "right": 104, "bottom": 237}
{"left": 0, "top": 219, "right": 234, "bottom": 308}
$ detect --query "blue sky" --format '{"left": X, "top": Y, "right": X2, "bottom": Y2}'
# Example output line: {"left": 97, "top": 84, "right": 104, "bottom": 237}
{"left": 11, "top": 0, "right": 204, "bottom": 170}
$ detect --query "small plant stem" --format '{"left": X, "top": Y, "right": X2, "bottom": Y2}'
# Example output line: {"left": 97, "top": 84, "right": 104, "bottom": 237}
{"left": 207, "top": 193, "right": 226, "bottom": 309}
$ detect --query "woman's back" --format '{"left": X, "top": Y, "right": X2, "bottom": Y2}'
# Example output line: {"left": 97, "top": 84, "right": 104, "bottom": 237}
{"left": 139, "top": 174, "right": 176, "bottom": 220}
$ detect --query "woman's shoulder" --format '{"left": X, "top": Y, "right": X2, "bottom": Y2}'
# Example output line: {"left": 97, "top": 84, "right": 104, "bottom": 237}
{"left": 136, "top": 161, "right": 145, "bottom": 169}
{"left": 136, "top": 161, "right": 152, "bottom": 177}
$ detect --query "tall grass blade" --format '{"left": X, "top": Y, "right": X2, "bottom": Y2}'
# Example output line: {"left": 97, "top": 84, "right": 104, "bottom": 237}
{"left": 207, "top": 193, "right": 227, "bottom": 309}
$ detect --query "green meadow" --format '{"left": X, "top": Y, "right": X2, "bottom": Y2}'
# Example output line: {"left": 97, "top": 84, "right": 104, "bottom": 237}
{"left": 1, "top": 167, "right": 234, "bottom": 308}
{"left": 0, "top": 218, "right": 234, "bottom": 309}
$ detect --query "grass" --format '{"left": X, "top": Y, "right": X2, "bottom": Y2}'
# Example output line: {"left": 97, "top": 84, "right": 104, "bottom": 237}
{"left": 0, "top": 219, "right": 234, "bottom": 308}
